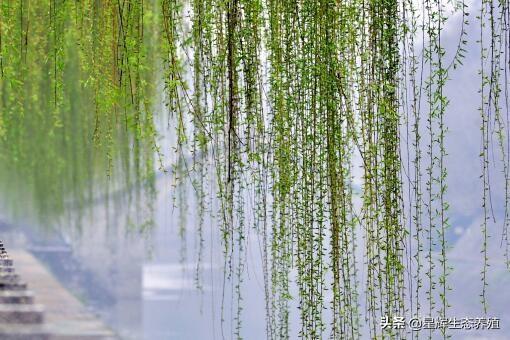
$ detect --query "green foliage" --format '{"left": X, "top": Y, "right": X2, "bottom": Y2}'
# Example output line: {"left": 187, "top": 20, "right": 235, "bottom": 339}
{"left": 1, "top": 0, "right": 509, "bottom": 339}
{"left": 0, "top": 0, "right": 157, "bottom": 223}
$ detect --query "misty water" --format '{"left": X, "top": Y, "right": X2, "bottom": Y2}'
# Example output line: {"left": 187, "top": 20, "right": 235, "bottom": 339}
{"left": 0, "top": 172, "right": 269, "bottom": 339}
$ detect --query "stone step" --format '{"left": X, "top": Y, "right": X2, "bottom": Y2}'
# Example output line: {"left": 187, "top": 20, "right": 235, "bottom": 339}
{"left": 0, "top": 245, "right": 118, "bottom": 339}
{"left": 0, "top": 267, "right": 16, "bottom": 274}
{"left": 0, "top": 282, "right": 28, "bottom": 291}
{"left": 0, "top": 259, "right": 14, "bottom": 266}
{"left": 0, "top": 275, "right": 21, "bottom": 283}
{"left": 0, "top": 324, "right": 49, "bottom": 339}
{"left": 0, "top": 304, "right": 44, "bottom": 324}
{"left": 0, "top": 291, "right": 35, "bottom": 304}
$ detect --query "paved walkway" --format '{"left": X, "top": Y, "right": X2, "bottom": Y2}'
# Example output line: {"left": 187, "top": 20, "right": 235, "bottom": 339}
{"left": 8, "top": 249, "right": 118, "bottom": 340}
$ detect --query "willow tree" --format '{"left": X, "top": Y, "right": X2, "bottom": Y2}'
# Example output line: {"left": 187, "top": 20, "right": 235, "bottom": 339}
{"left": 0, "top": 0, "right": 509, "bottom": 339}
{"left": 0, "top": 0, "right": 159, "bottom": 223}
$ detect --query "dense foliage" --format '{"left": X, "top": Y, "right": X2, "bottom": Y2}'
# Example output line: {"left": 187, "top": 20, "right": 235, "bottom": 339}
{"left": 0, "top": 0, "right": 509, "bottom": 338}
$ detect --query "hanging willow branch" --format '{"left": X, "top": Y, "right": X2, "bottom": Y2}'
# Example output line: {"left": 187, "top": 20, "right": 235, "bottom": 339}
{"left": 1, "top": 0, "right": 510, "bottom": 338}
